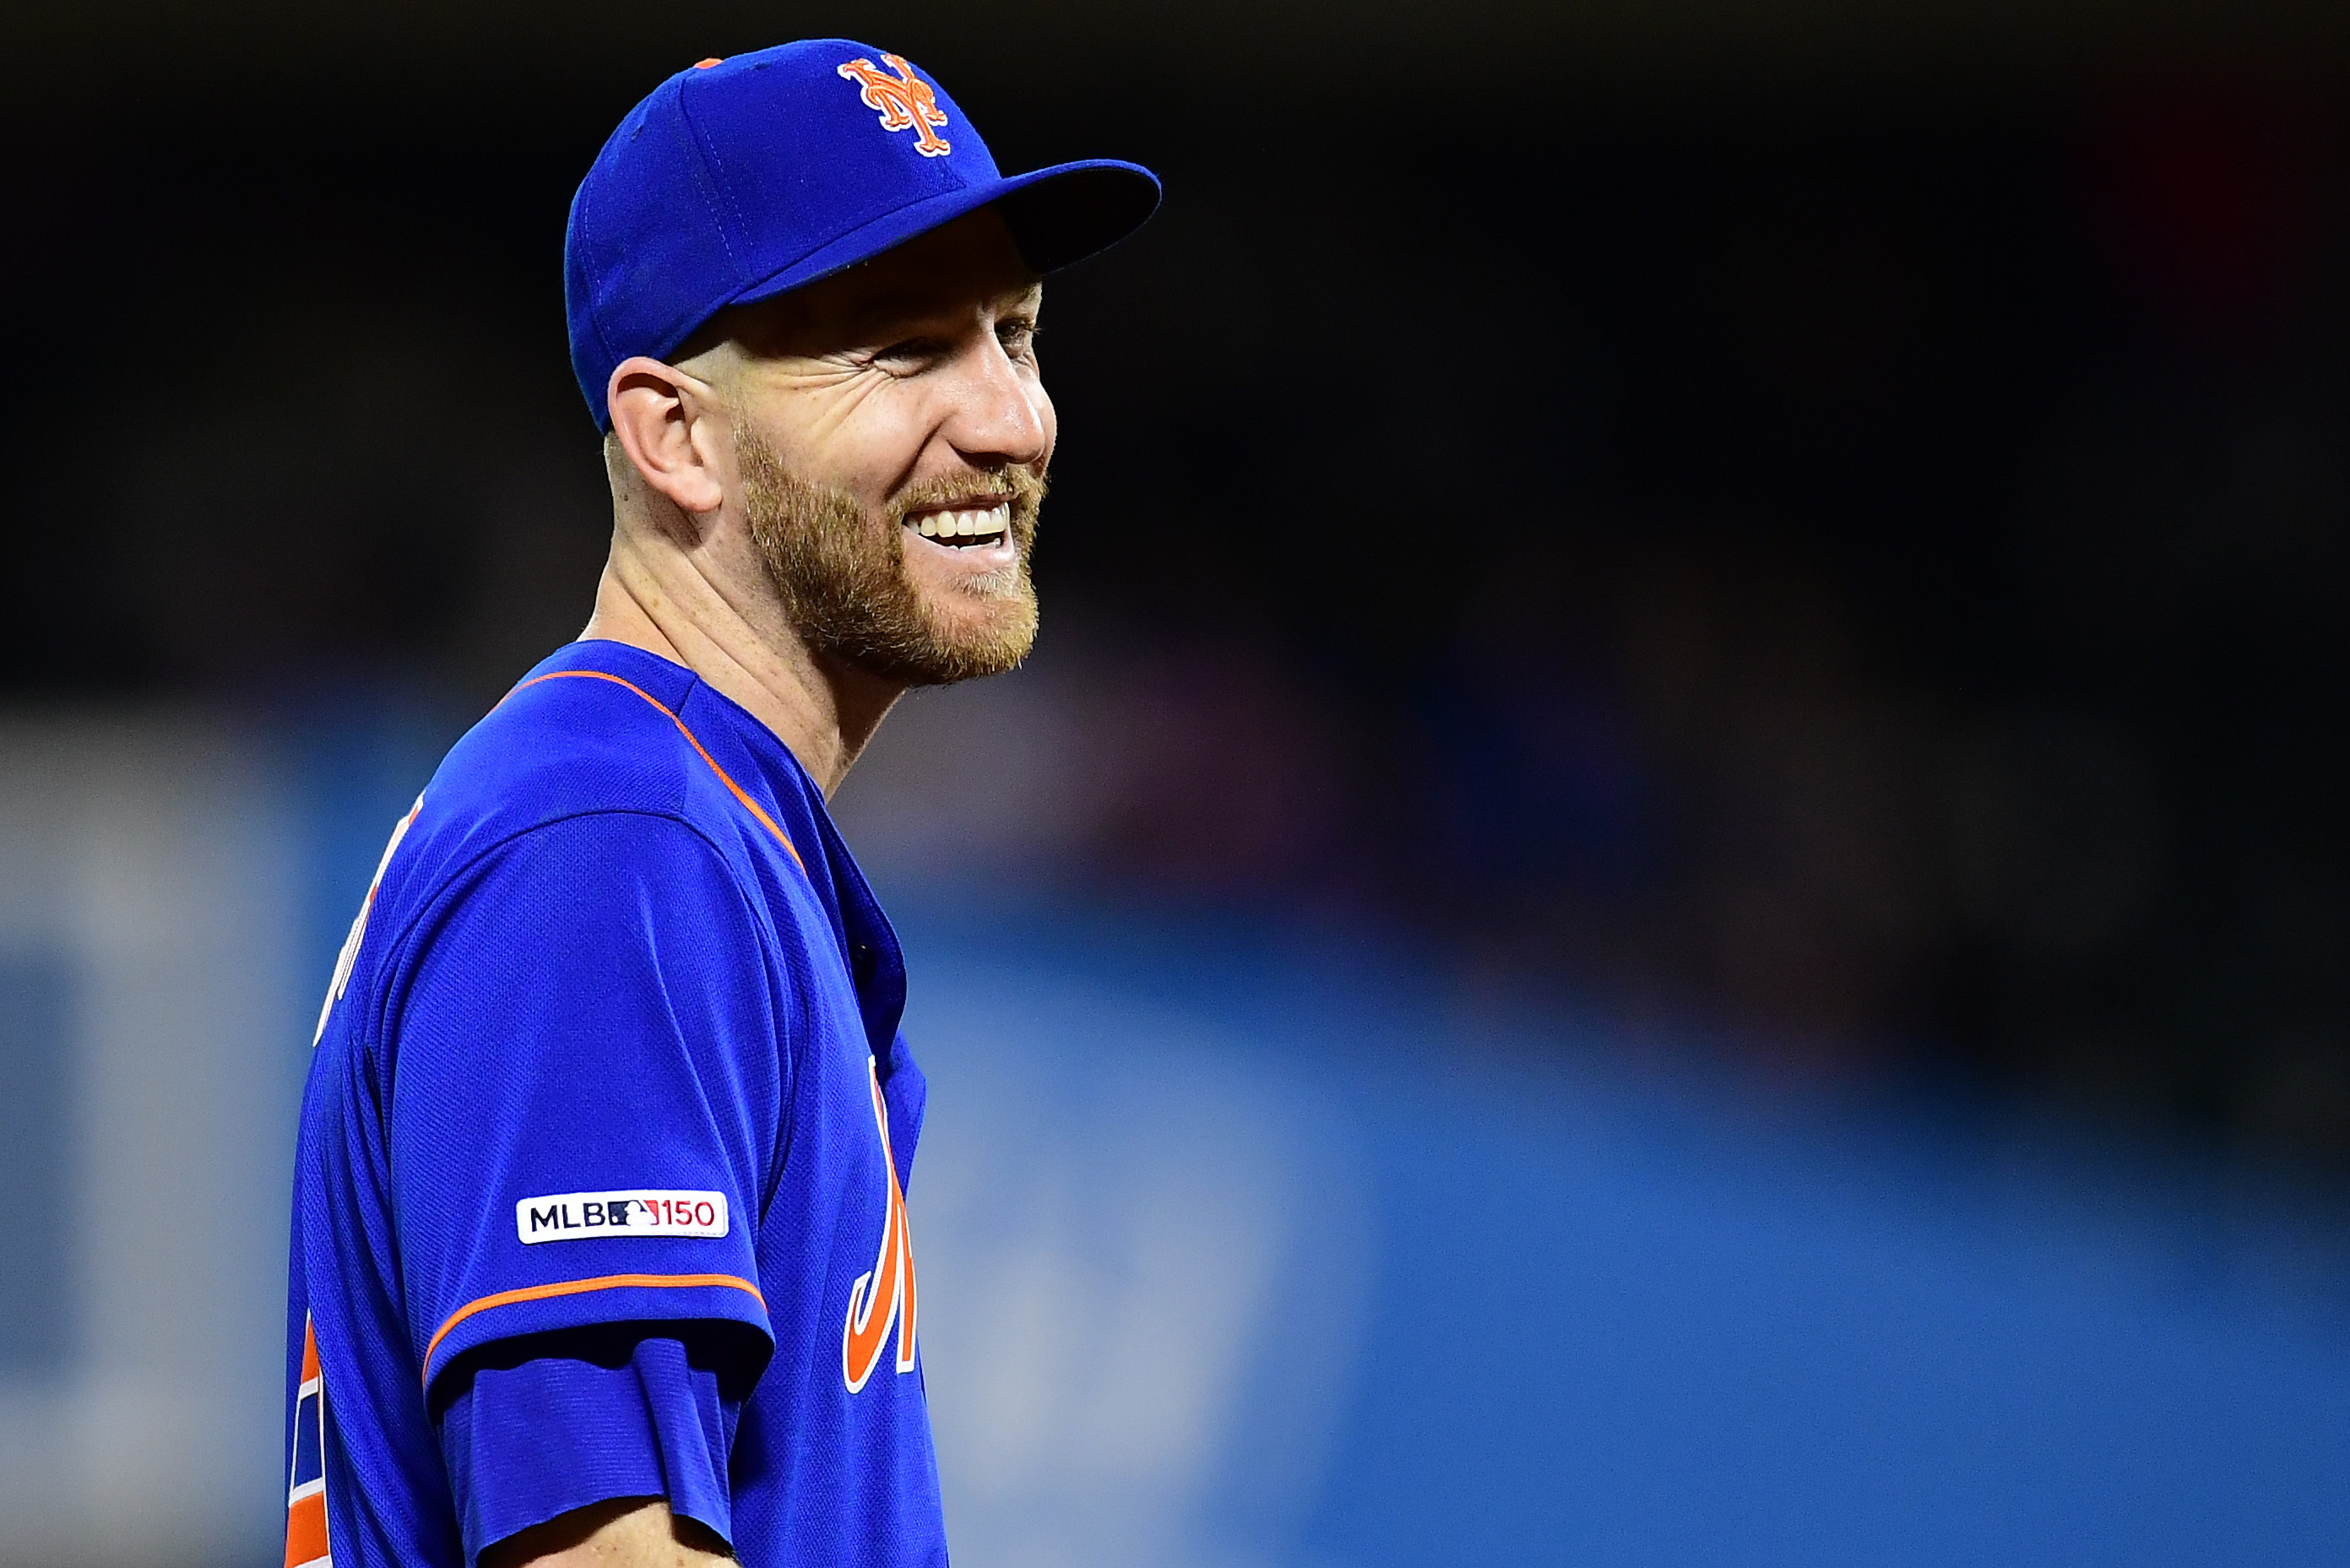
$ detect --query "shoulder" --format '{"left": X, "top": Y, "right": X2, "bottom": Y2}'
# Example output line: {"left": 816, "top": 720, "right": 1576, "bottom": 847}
{"left": 384, "top": 643, "right": 784, "bottom": 903}
{"left": 433, "top": 646, "right": 732, "bottom": 836}
{"left": 388, "top": 809, "right": 783, "bottom": 1026}
{"left": 366, "top": 809, "right": 791, "bottom": 1105}
{"left": 355, "top": 646, "right": 782, "bottom": 972}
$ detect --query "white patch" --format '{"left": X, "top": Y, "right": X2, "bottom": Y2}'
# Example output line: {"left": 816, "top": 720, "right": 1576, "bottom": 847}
{"left": 516, "top": 1189, "right": 728, "bottom": 1244}
{"left": 313, "top": 794, "right": 422, "bottom": 1046}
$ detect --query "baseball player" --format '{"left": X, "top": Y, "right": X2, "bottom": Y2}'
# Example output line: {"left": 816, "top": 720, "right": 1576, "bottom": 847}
{"left": 282, "top": 40, "right": 1157, "bottom": 1568}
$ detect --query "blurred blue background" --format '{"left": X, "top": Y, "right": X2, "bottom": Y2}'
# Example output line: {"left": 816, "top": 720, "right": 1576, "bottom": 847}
{"left": 5, "top": 0, "right": 2350, "bottom": 1562}
{"left": 891, "top": 891, "right": 2350, "bottom": 1568}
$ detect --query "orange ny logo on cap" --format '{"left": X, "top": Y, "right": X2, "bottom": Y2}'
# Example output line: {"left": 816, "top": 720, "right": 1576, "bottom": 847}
{"left": 836, "top": 53, "right": 952, "bottom": 158}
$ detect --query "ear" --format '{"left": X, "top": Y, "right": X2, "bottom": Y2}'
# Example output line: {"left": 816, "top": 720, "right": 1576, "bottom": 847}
{"left": 606, "top": 355, "right": 729, "bottom": 517}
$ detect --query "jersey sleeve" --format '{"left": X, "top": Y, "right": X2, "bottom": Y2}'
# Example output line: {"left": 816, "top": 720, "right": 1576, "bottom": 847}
{"left": 437, "top": 1329, "right": 738, "bottom": 1567}
{"left": 383, "top": 811, "right": 786, "bottom": 1398}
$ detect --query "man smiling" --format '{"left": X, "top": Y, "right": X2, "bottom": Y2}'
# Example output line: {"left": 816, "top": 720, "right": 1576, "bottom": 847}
{"left": 282, "top": 40, "right": 1157, "bottom": 1568}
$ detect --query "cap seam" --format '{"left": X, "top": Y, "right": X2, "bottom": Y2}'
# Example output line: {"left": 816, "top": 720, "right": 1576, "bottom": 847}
{"left": 909, "top": 57, "right": 975, "bottom": 196}
{"left": 672, "top": 73, "right": 750, "bottom": 285}
{"left": 572, "top": 182, "right": 621, "bottom": 386}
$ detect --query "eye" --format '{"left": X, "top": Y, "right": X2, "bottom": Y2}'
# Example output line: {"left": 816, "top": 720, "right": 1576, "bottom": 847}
{"left": 871, "top": 338, "right": 947, "bottom": 373}
{"left": 996, "top": 318, "right": 1041, "bottom": 358}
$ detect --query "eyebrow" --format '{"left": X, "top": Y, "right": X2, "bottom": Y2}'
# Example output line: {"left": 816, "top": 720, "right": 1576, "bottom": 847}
{"left": 839, "top": 283, "right": 1044, "bottom": 335}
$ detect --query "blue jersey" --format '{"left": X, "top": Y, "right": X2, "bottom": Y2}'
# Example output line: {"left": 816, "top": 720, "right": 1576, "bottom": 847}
{"left": 285, "top": 640, "right": 945, "bottom": 1568}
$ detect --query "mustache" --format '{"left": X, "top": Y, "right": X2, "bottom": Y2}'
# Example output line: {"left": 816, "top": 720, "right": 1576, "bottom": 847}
{"left": 885, "top": 465, "right": 1048, "bottom": 526}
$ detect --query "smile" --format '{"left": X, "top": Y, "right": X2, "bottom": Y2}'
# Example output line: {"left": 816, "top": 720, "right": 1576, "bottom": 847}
{"left": 903, "top": 501, "right": 1011, "bottom": 549}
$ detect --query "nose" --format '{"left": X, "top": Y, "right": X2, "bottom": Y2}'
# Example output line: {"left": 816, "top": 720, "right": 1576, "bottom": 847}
{"left": 942, "top": 334, "right": 1050, "bottom": 471}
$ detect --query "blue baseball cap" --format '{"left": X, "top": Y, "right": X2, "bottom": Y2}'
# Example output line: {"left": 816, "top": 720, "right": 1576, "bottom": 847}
{"left": 564, "top": 39, "right": 1162, "bottom": 430}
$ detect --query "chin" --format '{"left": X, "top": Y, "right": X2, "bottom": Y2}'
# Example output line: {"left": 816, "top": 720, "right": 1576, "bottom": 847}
{"left": 912, "top": 594, "right": 1039, "bottom": 683}
{"left": 926, "top": 572, "right": 1033, "bottom": 630}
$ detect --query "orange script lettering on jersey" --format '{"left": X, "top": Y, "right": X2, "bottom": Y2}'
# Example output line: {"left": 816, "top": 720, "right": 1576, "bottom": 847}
{"left": 841, "top": 1057, "right": 919, "bottom": 1392}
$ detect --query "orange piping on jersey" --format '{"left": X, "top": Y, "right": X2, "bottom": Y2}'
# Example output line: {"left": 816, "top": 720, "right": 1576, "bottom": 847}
{"left": 503, "top": 669, "right": 806, "bottom": 872}
{"left": 422, "top": 1272, "right": 767, "bottom": 1386}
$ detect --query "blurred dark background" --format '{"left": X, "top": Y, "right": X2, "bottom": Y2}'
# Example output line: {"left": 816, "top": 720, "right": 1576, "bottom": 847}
{"left": 6, "top": 0, "right": 2348, "bottom": 1158}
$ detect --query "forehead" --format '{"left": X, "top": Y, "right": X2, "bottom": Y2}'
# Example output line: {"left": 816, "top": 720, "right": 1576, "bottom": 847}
{"left": 732, "top": 208, "right": 1041, "bottom": 351}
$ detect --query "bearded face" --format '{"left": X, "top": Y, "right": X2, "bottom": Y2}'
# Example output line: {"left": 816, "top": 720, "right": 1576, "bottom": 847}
{"left": 737, "top": 425, "right": 1045, "bottom": 686}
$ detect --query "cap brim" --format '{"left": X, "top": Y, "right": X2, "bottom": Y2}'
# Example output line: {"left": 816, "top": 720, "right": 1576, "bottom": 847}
{"left": 991, "top": 159, "right": 1164, "bottom": 274}
{"left": 711, "top": 158, "right": 1161, "bottom": 330}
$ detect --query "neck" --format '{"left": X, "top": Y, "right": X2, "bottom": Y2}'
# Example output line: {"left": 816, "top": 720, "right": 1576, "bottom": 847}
{"left": 579, "top": 529, "right": 903, "bottom": 799}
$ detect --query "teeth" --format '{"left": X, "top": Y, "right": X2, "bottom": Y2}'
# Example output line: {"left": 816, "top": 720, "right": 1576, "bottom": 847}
{"left": 909, "top": 504, "right": 1011, "bottom": 542}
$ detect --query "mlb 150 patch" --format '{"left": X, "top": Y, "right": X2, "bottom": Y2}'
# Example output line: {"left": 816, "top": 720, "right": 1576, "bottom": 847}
{"left": 516, "top": 1189, "right": 729, "bottom": 1243}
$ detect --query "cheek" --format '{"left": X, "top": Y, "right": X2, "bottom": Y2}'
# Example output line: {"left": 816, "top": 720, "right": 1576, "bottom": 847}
{"left": 773, "top": 380, "right": 926, "bottom": 503}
